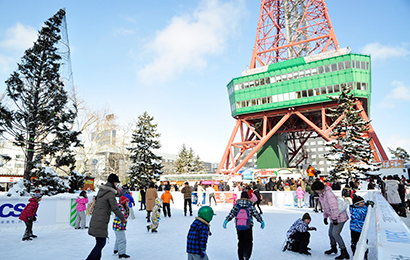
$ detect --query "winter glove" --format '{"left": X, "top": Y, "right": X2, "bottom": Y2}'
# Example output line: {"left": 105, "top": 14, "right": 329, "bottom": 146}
{"left": 33, "top": 216, "right": 37, "bottom": 221}
{"left": 200, "top": 248, "right": 206, "bottom": 258}
{"left": 27, "top": 217, "right": 32, "bottom": 222}
{"left": 323, "top": 218, "right": 328, "bottom": 225}
{"left": 223, "top": 219, "right": 228, "bottom": 229}
{"left": 365, "top": 200, "right": 375, "bottom": 208}
{"left": 308, "top": 227, "right": 317, "bottom": 231}
{"left": 332, "top": 219, "right": 338, "bottom": 226}
{"left": 260, "top": 220, "right": 265, "bottom": 229}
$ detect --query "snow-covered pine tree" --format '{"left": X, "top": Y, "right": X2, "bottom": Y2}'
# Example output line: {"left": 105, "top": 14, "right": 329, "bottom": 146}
{"left": 388, "top": 147, "right": 410, "bottom": 163}
{"left": 127, "top": 112, "right": 163, "bottom": 187}
{"left": 0, "top": 9, "right": 83, "bottom": 193}
{"left": 325, "top": 85, "right": 379, "bottom": 180}
{"left": 174, "top": 144, "right": 206, "bottom": 174}
{"left": 174, "top": 144, "right": 189, "bottom": 174}
{"left": 193, "top": 155, "right": 207, "bottom": 174}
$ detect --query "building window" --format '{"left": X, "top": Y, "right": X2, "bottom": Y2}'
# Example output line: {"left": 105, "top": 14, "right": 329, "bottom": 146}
{"left": 338, "top": 62, "right": 345, "bottom": 70}
{"left": 345, "top": 60, "right": 351, "bottom": 69}
{"left": 327, "top": 85, "right": 334, "bottom": 94}
{"left": 331, "top": 63, "right": 337, "bottom": 72}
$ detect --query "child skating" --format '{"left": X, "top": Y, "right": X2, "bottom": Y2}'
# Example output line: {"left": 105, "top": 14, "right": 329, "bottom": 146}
{"left": 113, "top": 195, "right": 130, "bottom": 259}
{"left": 186, "top": 206, "right": 215, "bottom": 260}
{"left": 147, "top": 198, "right": 161, "bottom": 233}
{"left": 283, "top": 212, "right": 316, "bottom": 255}
{"left": 19, "top": 193, "right": 42, "bottom": 241}
{"left": 75, "top": 190, "right": 89, "bottom": 229}
{"left": 223, "top": 191, "right": 265, "bottom": 260}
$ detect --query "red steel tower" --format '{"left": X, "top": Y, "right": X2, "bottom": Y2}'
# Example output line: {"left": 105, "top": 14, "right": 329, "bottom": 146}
{"left": 217, "top": 0, "right": 388, "bottom": 175}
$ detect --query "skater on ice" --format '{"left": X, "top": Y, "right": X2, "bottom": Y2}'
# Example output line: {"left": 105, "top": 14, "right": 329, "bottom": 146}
{"left": 186, "top": 206, "right": 215, "bottom": 260}
{"left": 283, "top": 212, "right": 316, "bottom": 255}
{"left": 223, "top": 191, "right": 265, "bottom": 260}
{"left": 19, "top": 192, "right": 42, "bottom": 241}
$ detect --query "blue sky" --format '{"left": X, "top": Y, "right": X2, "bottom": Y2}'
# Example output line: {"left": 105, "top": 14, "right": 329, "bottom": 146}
{"left": 0, "top": 0, "right": 410, "bottom": 163}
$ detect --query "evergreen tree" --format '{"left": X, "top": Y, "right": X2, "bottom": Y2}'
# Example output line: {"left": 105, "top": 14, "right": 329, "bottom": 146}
{"left": 388, "top": 147, "right": 410, "bottom": 163}
{"left": 174, "top": 144, "right": 189, "bottom": 174}
{"left": 174, "top": 144, "right": 206, "bottom": 174}
{"left": 325, "top": 85, "right": 379, "bottom": 179}
{"left": 0, "top": 9, "right": 83, "bottom": 193}
{"left": 127, "top": 112, "right": 163, "bottom": 187}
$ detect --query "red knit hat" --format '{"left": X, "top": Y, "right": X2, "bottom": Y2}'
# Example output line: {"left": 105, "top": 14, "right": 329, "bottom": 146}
{"left": 120, "top": 195, "right": 129, "bottom": 205}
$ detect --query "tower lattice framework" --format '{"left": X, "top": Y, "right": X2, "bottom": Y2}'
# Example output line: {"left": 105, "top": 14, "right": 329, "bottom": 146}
{"left": 217, "top": 0, "right": 388, "bottom": 175}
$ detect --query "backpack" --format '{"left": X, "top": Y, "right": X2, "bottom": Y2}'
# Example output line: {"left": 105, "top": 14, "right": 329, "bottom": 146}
{"left": 250, "top": 192, "right": 258, "bottom": 203}
{"left": 236, "top": 204, "right": 251, "bottom": 230}
{"left": 87, "top": 197, "right": 97, "bottom": 215}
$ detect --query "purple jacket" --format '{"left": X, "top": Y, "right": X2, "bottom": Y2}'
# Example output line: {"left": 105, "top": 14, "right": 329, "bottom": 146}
{"left": 319, "top": 186, "right": 349, "bottom": 223}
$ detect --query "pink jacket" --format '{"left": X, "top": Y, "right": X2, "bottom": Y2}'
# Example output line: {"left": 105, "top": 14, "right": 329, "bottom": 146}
{"left": 296, "top": 187, "right": 305, "bottom": 199}
{"left": 319, "top": 186, "right": 349, "bottom": 223}
{"left": 76, "top": 196, "right": 89, "bottom": 212}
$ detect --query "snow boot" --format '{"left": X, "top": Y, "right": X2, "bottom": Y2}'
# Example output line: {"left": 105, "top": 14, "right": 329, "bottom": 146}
{"left": 30, "top": 234, "right": 37, "bottom": 238}
{"left": 300, "top": 251, "right": 311, "bottom": 256}
{"left": 119, "top": 254, "right": 130, "bottom": 258}
{"left": 324, "top": 245, "right": 337, "bottom": 255}
{"left": 22, "top": 237, "right": 32, "bottom": 241}
{"left": 335, "top": 248, "right": 350, "bottom": 259}
{"left": 146, "top": 225, "right": 151, "bottom": 232}
{"left": 114, "top": 250, "right": 118, "bottom": 255}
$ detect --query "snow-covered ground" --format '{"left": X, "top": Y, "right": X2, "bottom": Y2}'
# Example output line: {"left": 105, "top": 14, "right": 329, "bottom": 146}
{"left": 4, "top": 198, "right": 407, "bottom": 260}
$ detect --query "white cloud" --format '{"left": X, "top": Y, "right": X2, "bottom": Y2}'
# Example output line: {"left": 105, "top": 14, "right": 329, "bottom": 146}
{"left": 0, "top": 54, "right": 13, "bottom": 73}
{"left": 390, "top": 81, "right": 410, "bottom": 100}
{"left": 113, "top": 27, "right": 135, "bottom": 36}
{"left": 361, "top": 42, "right": 410, "bottom": 61}
{"left": 0, "top": 23, "right": 37, "bottom": 74}
{"left": 137, "top": 0, "right": 244, "bottom": 84}
{"left": 0, "top": 23, "right": 37, "bottom": 51}
{"left": 378, "top": 81, "right": 410, "bottom": 108}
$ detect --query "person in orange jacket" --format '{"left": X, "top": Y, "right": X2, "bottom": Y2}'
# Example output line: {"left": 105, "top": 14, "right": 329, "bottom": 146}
{"left": 307, "top": 165, "right": 316, "bottom": 182}
{"left": 161, "top": 189, "right": 174, "bottom": 217}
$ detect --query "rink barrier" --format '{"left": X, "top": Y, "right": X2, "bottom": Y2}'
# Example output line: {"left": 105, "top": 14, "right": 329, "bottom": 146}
{"left": 353, "top": 191, "right": 374, "bottom": 260}
{"left": 373, "top": 191, "right": 410, "bottom": 259}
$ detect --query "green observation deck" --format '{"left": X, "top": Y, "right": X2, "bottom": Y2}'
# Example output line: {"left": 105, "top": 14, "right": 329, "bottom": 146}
{"left": 227, "top": 53, "right": 371, "bottom": 118}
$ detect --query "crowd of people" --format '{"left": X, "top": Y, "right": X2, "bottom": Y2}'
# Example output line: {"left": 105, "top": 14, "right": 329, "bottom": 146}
{"left": 19, "top": 171, "right": 409, "bottom": 260}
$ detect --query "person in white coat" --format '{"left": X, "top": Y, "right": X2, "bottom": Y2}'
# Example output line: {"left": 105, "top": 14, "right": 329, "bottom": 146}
{"left": 197, "top": 184, "right": 205, "bottom": 207}
{"left": 385, "top": 175, "right": 401, "bottom": 215}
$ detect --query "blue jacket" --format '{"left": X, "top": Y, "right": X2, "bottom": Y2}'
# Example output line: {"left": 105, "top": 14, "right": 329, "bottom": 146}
{"left": 349, "top": 205, "right": 368, "bottom": 233}
{"left": 124, "top": 193, "right": 135, "bottom": 208}
{"left": 187, "top": 217, "right": 210, "bottom": 255}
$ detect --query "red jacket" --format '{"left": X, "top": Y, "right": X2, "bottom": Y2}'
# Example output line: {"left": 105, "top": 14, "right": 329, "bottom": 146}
{"left": 19, "top": 198, "right": 39, "bottom": 222}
